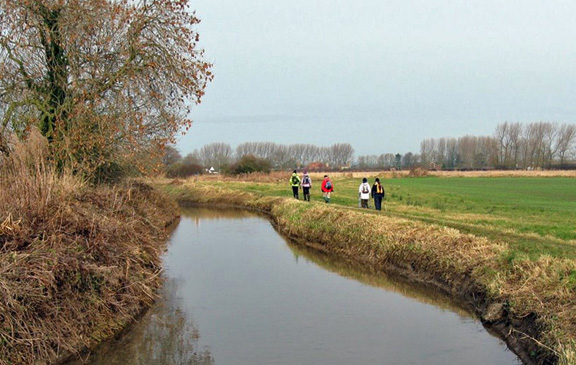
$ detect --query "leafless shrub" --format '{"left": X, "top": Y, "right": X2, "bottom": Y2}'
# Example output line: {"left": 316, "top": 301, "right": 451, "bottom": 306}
{"left": 408, "top": 166, "right": 429, "bottom": 177}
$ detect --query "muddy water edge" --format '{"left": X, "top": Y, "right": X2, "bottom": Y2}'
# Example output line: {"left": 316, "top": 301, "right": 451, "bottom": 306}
{"left": 80, "top": 206, "right": 522, "bottom": 364}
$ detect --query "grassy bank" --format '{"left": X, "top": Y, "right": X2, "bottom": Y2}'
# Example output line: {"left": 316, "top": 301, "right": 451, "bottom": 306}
{"left": 190, "top": 171, "right": 576, "bottom": 259}
{"left": 0, "top": 139, "right": 178, "bottom": 364}
{"left": 157, "top": 175, "right": 576, "bottom": 365}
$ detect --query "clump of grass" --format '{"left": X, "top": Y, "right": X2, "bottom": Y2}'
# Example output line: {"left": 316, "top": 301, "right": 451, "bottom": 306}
{"left": 0, "top": 131, "right": 178, "bottom": 364}
{"left": 433, "top": 201, "right": 446, "bottom": 211}
{"left": 408, "top": 166, "right": 429, "bottom": 177}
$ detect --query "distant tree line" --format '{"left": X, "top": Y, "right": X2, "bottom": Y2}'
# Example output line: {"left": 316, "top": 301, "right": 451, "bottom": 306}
{"left": 356, "top": 122, "right": 576, "bottom": 170}
{"left": 163, "top": 142, "right": 355, "bottom": 176}
{"left": 164, "top": 122, "right": 576, "bottom": 176}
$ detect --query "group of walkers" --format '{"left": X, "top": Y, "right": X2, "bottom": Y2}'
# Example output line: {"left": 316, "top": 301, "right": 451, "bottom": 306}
{"left": 358, "top": 177, "right": 385, "bottom": 211}
{"left": 289, "top": 171, "right": 385, "bottom": 210}
{"left": 290, "top": 170, "right": 334, "bottom": 203}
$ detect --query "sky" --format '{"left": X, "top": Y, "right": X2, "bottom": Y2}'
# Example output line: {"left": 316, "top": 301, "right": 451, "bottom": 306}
{"left": 177, "top": 0, "right": 576, "bottom": 157}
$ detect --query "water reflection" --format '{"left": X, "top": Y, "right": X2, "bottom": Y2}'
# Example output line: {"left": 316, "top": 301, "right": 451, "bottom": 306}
{"left": 83, "top": 279, "right": 213, "bottom": 365}
{"left": 181, "top": 206, "right": 257, "bottom": 221}
{"left": 286, "top": 240, "right": 471, "bottom": 318}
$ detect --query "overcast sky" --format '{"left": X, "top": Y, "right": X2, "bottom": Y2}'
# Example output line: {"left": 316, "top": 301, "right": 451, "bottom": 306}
{"left": 177, "top": 0, "right": 576, "bottom": 157}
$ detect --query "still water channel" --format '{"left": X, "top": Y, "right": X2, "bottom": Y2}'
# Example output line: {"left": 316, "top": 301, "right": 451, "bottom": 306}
{"left": 86, "top": 207, "right": 521, "bottom": 365}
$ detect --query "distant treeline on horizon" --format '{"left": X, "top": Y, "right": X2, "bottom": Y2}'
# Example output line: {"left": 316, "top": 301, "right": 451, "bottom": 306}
{"left": 166, "top": 121, "right": 576, "bottom": 172}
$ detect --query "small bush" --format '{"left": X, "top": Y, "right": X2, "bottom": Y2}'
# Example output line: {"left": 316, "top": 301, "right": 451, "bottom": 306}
{"left": 166, "top": 162, "right": 203, "bottom": 178}
{"left": 228, "top": 155, "right": 271, "bottom": 175}
{"left": 408, "top": 166, "right": 429, "bottom": 177}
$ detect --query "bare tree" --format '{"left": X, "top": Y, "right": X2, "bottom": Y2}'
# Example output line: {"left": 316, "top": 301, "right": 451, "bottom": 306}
{"left": 520, "top": 122, "right": 547, "bottom": 169}
{"left": 458, "top": 136, "right": 477, "bottom": 169}
{"left": 496, "top": 122, "right": 522, "bottom": 168}
{"left": 327, "top": 143, "right": 354, "bottom": 168}
{"left": 271, "top": 144, "right": 292, "bottom": 169}
{"left": 436, "top": 138, "right": 447, "bottom": 167}
{"left": 162, "top": 146, "right": 182, "bottom": 166}
{"left": 556, "top": 123, "right": 576, "bottom": 166}
{"left": 401, "top": 152, "right": 418, "bottom": 168}
{"left": 200, "top": 142, "right": 232, "bottom": 170}
{"left": 356, "top": 154, "right": 378, "bottom": 169}
{"left": 444, "top": 138, "right": 459, "bottom": 169}
{"left": 183, "top": 151, "right": 202, "bottom": 166}
{"left": 0, "top": 0, "right": 212, "bottom": 178}
{"left": 420, "top": 138, "right": 436, "bottom": 166}
{"left": 377, "top": 153, "right": 396, "bottom": 168}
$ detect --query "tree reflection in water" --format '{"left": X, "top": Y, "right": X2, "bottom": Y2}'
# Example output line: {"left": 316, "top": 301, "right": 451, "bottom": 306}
{"left": 83, "top": 279, "right": 213, "bottom": 365}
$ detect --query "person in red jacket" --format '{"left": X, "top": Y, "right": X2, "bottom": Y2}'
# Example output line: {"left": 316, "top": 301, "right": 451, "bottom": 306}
{"left": 321, "top": 175, "right": 333, "bottom": 203}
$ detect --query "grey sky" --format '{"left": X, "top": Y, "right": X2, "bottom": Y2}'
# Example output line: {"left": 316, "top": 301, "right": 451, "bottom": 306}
{"left": 178, "top": 0, "right": 576, "bottom": 156}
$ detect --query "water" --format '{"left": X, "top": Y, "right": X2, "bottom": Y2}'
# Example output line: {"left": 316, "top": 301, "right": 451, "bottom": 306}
{"left": 85, "top": 208, "right": 520, "bottom": 365}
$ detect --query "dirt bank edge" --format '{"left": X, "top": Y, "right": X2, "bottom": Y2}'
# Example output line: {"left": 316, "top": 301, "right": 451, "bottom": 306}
{"left": 159, "top": 181, "right": 576, "bottom": 365}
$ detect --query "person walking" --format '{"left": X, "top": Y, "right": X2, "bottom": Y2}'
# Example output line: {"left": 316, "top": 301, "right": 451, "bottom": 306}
{"left": 371, "top": 177, "right": 385, "bottom": 211}
{"left": 301, "top": 171, "right": 312, "bottom": 201}
{"left": 290, "top": 170, "right": 301, "bottom": 199}
{"left": 359, "top": 177, "right": 371, "bottom": 209}
{"left": 321, "top": 175, "right": 333, "bottom": 203}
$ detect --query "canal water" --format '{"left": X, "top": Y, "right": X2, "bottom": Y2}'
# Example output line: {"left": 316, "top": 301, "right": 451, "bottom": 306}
{"left": 86, "top": 207, "right": 520, "bottom": 365}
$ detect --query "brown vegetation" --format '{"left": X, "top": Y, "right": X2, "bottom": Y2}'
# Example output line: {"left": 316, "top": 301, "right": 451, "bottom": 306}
{"left": 184, "top": 169, "right": 576, "bottom": 184}
{"left": 0, "top": 135, "right": 178, "bottom": 364}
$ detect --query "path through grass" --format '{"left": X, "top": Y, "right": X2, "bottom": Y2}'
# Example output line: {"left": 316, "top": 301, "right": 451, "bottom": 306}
{"left": 210, "top": 174, "right": 576, "bottom": 260}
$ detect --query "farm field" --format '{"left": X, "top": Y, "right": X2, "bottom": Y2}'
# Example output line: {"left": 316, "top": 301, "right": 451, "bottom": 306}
{"left": 197, "top": 172, "right": 576, "bottom": 260}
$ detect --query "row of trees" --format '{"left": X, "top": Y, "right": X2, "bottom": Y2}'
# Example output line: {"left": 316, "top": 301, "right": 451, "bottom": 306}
{"left": 494, "top": 122, "right": 576, "bottom": 169}
{"left": 354, "top": 122, "right": 576, "bottom": 170}
{"left": 167, "top": 121, "right": 576, "bottom": 175}
{"left": 164, "top": 142, "right": 356, "bottom": 175}
{"left": 417, "top": 122, "right": 576, "bottom": 170}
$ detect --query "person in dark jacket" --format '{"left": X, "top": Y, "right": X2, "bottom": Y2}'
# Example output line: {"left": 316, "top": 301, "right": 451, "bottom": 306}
{"left": 371, "top": 177, "right": 385, "bottom": 211}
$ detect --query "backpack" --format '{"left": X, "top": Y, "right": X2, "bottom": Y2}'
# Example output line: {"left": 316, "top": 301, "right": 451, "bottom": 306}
{"left": 325, "top": 180, "right": 332, "bottom": 190}
{"left": 302, "top": 176, "right": 311, "bottom": 187}
{"left": 361, "top": 184, "right": 369, "bottom": 194}
{"left": 291, "top": 175, "right": 299, "bottom": 185}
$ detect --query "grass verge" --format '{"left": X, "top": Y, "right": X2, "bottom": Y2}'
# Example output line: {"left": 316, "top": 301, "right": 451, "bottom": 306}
{"left": 157, "top": 177, "right": 576, "bottom": 365}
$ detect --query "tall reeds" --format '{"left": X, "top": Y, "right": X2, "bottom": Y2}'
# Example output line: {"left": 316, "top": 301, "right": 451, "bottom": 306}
{"left": 0, "top": 131, "right": 178, "bottom": 364}
{"left": 0, "top": 129, "right": 83, "bottom": 221}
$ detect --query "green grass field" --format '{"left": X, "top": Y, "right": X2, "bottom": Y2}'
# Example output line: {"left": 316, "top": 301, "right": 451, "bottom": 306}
{"left": 225, "top": 175, "right": 576, "bottom": 259}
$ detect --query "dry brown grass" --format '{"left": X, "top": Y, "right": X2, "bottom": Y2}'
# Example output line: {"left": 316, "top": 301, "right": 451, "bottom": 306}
{"left": 158, "top": 179, "right": 576, "bottom": 365}
{"left": 188, "top": 169, "right": 576, "bottom": 184}
{"left": 0, "top": 132, "right": 178, "bottom": 364}
{"left": 433, "top": 170, "right": 576, "bottom": 178}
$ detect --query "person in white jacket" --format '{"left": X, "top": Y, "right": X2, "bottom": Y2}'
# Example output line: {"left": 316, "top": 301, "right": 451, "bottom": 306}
{"left": 358, "top": 177, "right": 371, "bottom": 209}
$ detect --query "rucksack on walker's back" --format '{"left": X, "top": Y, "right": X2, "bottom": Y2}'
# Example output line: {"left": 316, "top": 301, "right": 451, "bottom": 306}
{"left": 291, "top": 175, "right": 299, "bottom": 185}
{"left": 302, "top": 176, "right": 311, "bottom": 186}
{"left": 325, "top": 180, "right": 332, "bottom": 190}
{"left": 361, "top": 184, "right": 369, "bottom": 194}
